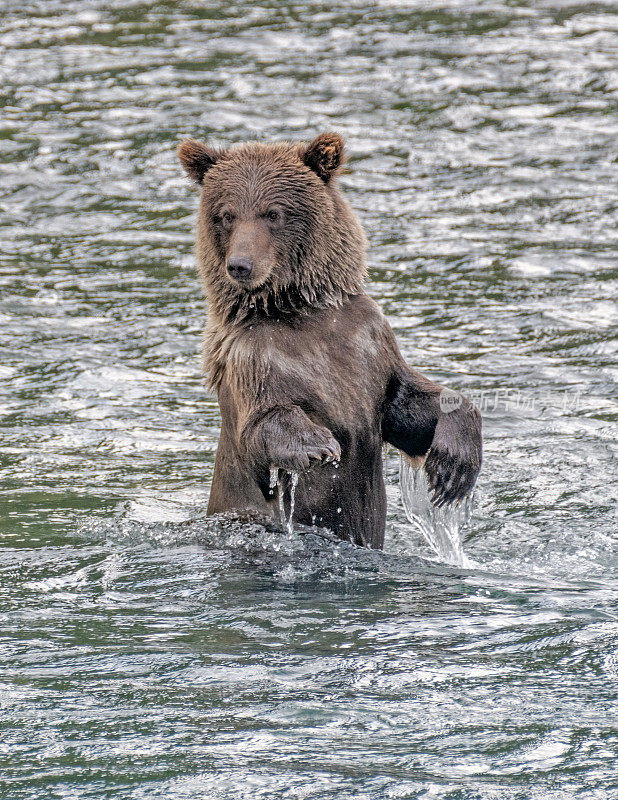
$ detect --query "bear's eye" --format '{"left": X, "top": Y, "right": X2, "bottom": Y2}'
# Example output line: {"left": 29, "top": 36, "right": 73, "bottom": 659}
{"left": 266, "top": 209, "right": 281, "bottom": 223}
{"left": 221, "top": 210, "right": 234, "bottom": 225}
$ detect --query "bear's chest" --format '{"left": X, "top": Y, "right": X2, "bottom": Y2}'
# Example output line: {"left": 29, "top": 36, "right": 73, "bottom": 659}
{"left": 222, "top": 319, "right": 388, "bottom": 430}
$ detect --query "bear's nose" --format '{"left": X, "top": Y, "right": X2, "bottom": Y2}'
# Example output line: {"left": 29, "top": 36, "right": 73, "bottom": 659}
{"left": 227, "top": 257, "right": 254, "bottom": 282}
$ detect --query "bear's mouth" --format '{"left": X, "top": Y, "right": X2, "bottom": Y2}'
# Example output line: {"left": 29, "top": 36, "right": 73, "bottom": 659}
{"left": 226, "top": 273, "right": 269, "bottom": 292}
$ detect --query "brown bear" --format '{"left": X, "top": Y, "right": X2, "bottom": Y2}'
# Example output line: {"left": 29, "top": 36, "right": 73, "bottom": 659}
{"left": 178, "top": 133, "right": 482, "bottom": 549}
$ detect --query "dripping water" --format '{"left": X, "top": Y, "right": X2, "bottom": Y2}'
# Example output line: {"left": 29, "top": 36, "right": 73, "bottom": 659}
{"left": 288, "top": 472, "right": 299, "bottom": 532}
{"left": 399, "top": 455, "right": 473, "bottom": 567}
{"left": 269, "top": 467, "right": 299, "bottom": 535}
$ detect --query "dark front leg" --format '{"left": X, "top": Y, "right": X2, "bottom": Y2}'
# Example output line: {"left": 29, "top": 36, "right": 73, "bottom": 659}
{"left": 241, "top": 405, "right": 341, "bottom": 473}
{"left": 382, "top": 366, "right": 482, "bottom": 506}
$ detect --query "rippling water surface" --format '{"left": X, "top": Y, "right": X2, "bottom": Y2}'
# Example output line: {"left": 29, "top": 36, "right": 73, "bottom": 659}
{"left": 1, "top": 2, "right": 618, "bottom": 797}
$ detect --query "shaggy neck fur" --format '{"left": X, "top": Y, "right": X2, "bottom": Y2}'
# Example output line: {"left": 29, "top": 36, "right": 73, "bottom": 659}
{"left": 209, "top": 258, "right": 365, "bottom": 323}
{"left": 204, "top": 273, "right": 366, "bottom": 392}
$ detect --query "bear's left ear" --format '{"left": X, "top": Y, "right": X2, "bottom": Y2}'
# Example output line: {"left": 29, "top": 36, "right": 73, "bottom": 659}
{"left": 302, "top": 133, "right": 345, "bottom": 182}
{"left": 177, "top": 139, "right": 222, "bottom": 184}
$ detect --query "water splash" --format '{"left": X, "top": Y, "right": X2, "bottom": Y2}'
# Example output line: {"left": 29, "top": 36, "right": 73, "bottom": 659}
{"left": 270, "top": 467, "right": 299, "bottom": 535}
{"left": 399, "top": 455, "right": 473, "bottom": 567}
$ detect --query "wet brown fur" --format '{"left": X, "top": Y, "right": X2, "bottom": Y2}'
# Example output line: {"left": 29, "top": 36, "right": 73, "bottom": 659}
{"left": 178, "top": 133, "right": 482, "bottom": 548}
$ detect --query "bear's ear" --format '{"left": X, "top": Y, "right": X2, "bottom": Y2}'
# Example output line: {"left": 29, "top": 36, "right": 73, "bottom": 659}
{"left": 177, "top": 139, "right": 222, "bottom": 184}
{"left": 302, "top": 133, "right": 345, "bottom": 182}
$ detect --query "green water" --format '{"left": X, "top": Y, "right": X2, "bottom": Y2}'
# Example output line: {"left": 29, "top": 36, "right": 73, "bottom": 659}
{"left": 1, "top": 1, "right": 617, "bottom": 798}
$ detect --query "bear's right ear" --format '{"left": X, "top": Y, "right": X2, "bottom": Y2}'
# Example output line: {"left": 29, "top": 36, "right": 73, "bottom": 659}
{"left": 177, "top": 139, "right": 222, "bottom": 184}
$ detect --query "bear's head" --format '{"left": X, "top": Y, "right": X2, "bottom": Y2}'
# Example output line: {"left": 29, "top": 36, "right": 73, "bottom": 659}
{"left": 178, "top": 133, "right": 367, "bottom": 322}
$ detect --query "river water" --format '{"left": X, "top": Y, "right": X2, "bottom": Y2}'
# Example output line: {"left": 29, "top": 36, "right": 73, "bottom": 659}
{"left": 1, "top": 1, "right": 617, "bottom": 798}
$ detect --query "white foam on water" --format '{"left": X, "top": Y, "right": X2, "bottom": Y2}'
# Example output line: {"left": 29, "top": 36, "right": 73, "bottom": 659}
{"left": 399, "top": 455, "right": 474, "bottom": 567}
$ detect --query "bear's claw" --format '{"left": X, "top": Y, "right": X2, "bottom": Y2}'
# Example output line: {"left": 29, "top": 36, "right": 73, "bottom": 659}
{"left": 424, "top": 403, "right": 482, "bottom": 507}
{"left": 272, "top": 427, "right": 340, "bottom": 472}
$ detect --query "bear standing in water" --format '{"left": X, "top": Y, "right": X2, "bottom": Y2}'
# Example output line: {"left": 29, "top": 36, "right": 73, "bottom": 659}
{"left": 178, "top": 133, "right": 482, "bottom": 549}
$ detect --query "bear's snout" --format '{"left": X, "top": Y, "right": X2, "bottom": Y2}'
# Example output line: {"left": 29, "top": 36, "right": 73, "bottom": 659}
{"left": 227, "top": 257, "right": 254, "bottom": 282}
{"left": 226, "top": 219, "right": 274, "bottom": 287}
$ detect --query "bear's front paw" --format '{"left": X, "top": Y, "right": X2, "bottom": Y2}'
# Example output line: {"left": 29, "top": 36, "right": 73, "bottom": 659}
{"left": 272, "top": 425, "right": 341, "bottom": 472}
{"left": 425, "top": 404, "right": 482, "bottom": 507}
